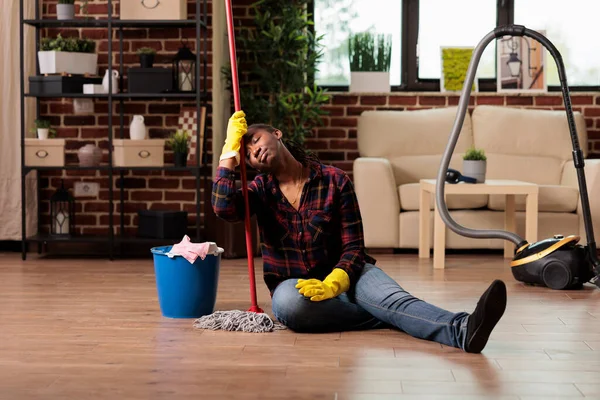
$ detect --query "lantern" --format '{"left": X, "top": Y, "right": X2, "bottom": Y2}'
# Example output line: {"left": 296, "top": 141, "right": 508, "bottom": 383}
{"left": 172, "top": 41, "right": 197, "bottom": 92}
{"left": 50, "top": 180, "right": 75, "bottom": 236}
{"left": 506, "top": 52, "right": 522, "bottom": 78}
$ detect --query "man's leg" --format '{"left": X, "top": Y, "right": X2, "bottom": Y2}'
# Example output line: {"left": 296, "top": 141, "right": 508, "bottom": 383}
{"left": 271, "top": 279, "right": 386, "bottom": 333}
{"left": 354, "top": 264, "right": 506, "bottom": 353}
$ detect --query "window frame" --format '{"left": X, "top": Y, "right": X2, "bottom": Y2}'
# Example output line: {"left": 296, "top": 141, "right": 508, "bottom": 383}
{"left": 311, "top": 0, "right": 600, "bottom": 92}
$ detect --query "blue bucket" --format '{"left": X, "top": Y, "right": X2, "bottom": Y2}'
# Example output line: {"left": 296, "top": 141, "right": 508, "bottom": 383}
{"left": 151, "top": 245, "right": 223, "bottom": 318}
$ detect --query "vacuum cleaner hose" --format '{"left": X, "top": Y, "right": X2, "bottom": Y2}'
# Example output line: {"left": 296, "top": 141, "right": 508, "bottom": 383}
{"left": 436, "top": 25, "right": 598, "bottom": 253}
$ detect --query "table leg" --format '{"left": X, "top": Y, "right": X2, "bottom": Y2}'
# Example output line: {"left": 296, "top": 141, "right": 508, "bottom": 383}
{"left": 526, "top": 192, "right": 539, "bottom": 244}
{"left": 433, "top": 192, "right": 446, "bottom": 269}
{"left": 419, "top": 186, "right": 431, "bottom": 258}
{"left": 504, "top": 194, "right": 516, "bottom": 258}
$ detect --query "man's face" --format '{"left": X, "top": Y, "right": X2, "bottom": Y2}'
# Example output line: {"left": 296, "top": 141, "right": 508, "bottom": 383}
{"left": 244, "top": 128, "right": 282, "bottom": 172}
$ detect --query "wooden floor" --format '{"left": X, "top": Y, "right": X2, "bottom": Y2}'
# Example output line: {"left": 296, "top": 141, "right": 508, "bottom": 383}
{"left": 1, "top": 251, "right": 599, "bottom": 400}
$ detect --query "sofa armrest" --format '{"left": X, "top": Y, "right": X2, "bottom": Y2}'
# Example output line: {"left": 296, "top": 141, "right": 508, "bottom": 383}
{"left": 353, "top": 157, "right": 399, "bottom": 248}
{"left": 562, "top": 159, "right": 600, "bottom": 244}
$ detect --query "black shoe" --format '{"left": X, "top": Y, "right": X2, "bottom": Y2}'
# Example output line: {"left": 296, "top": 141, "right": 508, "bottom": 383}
{"left": 464, "top": 279, "right": 507, "bottom": 354}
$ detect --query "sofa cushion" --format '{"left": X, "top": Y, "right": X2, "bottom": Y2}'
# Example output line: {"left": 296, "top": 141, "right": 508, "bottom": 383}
{"left": 358, "top": 107, "right": 474, "bottom": 185}
{"left": 485, "top": 154, "right": 564, "bottom": 186}
{"left": 488, "top": 185, "right": 579, "bottom": 212}
{"left": 398, "top": 183, "right": 488, "bottom": 211}
{"left": 471, "top": 105, "right": 588, "bottom": 160}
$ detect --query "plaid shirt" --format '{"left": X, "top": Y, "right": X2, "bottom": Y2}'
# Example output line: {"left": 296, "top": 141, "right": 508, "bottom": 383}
{"left": 211, "top": 161, "right": 376, "bottom": 295}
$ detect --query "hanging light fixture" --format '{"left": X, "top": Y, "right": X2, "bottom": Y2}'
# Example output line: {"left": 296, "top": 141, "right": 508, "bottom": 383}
{"left": 172, "top": 40, "right": 197, "bottom": 92}
{"left": 507, "top": 52, "right": 522, "bottom": 78}
{"left": 50, "top": 180, "right": 75, "bottom": 237}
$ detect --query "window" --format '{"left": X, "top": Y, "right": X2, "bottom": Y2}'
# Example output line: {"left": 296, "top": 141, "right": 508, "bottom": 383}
{"left": 514, "top": 0, "right": 600, "bottom": 86}
{"left": 418, "top": 0, "right": 497, "bottom": 79}
{"left": 312, "top": 0, "right": 600, "bottom": 90}
{"left": 314, "top": 0, "right": 402, "bottom": 86}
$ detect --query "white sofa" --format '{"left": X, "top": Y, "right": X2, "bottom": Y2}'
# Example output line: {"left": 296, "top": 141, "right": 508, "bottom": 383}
{"left": 353, "top": 105, "right": 600, "bottom": 250}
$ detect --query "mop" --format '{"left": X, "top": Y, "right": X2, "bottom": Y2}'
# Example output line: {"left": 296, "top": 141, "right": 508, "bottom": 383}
{"left": 192, "top": 0, "right": 286, "bottom": 333}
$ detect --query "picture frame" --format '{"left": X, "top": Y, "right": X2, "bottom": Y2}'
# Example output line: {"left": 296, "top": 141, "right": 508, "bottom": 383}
{"left": 440, "top": 46, "right": 477, "bottom": 93}
{"left": 497, "top": 31, "right": 547, "bottom": 93}
{"left": 177, "top": 106, "right": 206, "bottom": 166}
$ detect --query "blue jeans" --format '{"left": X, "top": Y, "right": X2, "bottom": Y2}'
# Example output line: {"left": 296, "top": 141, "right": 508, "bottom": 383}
{"left": 271, "top": 263, "right": 469, "bottom": 350}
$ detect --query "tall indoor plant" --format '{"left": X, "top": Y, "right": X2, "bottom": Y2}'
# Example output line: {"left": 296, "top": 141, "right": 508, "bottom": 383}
{"left": 348, "top": 31, "right": 392, "bottom": 92}
{"left": 222, "top": 0, "right": 330, "bottom": 145}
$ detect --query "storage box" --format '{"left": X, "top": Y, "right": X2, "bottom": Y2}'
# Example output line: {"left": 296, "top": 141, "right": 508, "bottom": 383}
{"left": 83, "top": 84, "right": 106, "bottom": 94}
{"left": 38, "top": 51, "right": 98, "bottom": 76}
{"left": 128, "top": 68, "right": 173, "bottom": 93}
{"left": 113, "top": 139, "right": 165, "bottom": 167}
{"left": 120, "top": 0, "right": 187, "bottom": 20}
{"left": 25, "top": 139, "right": 66, "bottom": 167}
{"left": 138, "top": 210, "right": 188, "bottom": 239}
{"left": 29, "top": 76, "right": 102, "bottom": 95}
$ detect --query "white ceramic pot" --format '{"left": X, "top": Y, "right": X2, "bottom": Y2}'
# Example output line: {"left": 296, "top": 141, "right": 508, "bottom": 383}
{"left": 349, "top": 71, "right": 390, "bottom": 93}
{"left": 102, "top": 70, "right": 120, "bottom": 94}
{"left": 78, "top": 144, "right": 103, "bottom": 167}
{"left": 463, "top": 160, "right": 486, "bottom": 183}
{"left": 38, "top": 51, "right": 98, "bottom": 75}
{"left": 37, "top": 128, "right": 49, "bottom": 140}
{"left": 129, "top": 115, "right": 147, "bottom": 140}
{"left": 56, "top": 4, "right": 75, "bottom": 20}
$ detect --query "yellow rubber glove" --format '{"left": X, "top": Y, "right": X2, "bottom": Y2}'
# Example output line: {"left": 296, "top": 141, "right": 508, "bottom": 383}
{"left": 296, "top": 268, "right": 350, "bottom": 302}
{"left": 219, "top": 110, "right": 248, "bottom": 165}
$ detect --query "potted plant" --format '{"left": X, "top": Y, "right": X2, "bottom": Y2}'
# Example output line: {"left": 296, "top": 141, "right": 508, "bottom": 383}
{"left": 168, "top": 129, "right": 190, "bottom": 167}
{"left": 38, "top": 34, "right": 98, "bottom": 76}
{"left": 136, "top": 47, "right": 157, "bottom": 68}
{"left": 348, "top": 31, "right": 392, "bottom": 93}
{"left": 463, "top": 147, "right": 487, "bottom": 183}
{"left": 31, "top": 119, "right": 57, "bottom": 140}
{"left": 57, "top": 0, "right": 75, "bottom": 20}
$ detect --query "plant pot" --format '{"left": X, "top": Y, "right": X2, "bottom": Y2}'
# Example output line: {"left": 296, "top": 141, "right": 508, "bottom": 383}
{"left": 37, "top": 128, "right": 49, "bottom": 140}
{"left": 349, "top": 71, "right": 390, "bottom": 93}
{"left": 139, "top": 54, "right": 155, "bottom": 68}
{"left": 56, "top": 4, "right": 75, "bottom": 20}
{"left": 463, "top": 160, "right": 486, "bottom": 183}
{"left": 38, "top": 51, "right": 98, "bottom": 75}
{"left": 174, "top": 152, "right": 188, "bottom": 167}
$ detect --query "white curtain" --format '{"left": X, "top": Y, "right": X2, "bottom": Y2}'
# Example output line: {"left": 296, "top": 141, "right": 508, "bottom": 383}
{"left": 0, "top": 0, "right": 37, "bottom": 240}
{"left": 211, "top": 0, "right": 230, "bottom": 178}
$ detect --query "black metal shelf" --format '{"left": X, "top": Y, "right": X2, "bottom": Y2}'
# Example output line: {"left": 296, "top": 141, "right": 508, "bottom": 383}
{"left": 20, "top": 0, "right": 210, "bottom": 260}
{"left": 25, "top": 92, "right": 207, "bottom": 99}
{"left": 23, "top": 19, "right": 207, "bottom": 29}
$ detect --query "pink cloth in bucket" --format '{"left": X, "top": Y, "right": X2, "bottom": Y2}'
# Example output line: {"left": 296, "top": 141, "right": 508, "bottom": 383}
{"left": 166, "top": 235, "right": 219, "bottom": 264}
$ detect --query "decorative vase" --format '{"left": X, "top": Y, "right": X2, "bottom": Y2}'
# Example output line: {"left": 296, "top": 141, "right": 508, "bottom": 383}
{"left": 37, "top": 128, "right": 49, "bottom": 140}
{"left": 129, "top": 115, "right": 147, "bottom": 140}
{"left": 102, "top": 70, "right": 119, "bottom": 94}
{"left": 56, "top": 4, "right": 75, "bottom": 20}
{"left": 463, "top": 160, "right": 486, "bottom": 183}
{"left": 174, "top": 152, "right": 187, "bottom": 167}
{"left": 78, "top": 144, "right": 103, "bottom": 167}
{"left": 139, "top": 54, "right": 155, "bottom": 68}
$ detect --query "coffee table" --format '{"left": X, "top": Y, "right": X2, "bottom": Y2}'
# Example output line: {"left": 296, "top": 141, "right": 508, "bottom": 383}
{"left": 418, "top": 179, "right": 539, "bottom": 269}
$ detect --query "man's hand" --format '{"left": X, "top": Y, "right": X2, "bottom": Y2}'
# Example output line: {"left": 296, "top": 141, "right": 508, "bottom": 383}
{"left": 219, "top": 110, "right": 248, "bottom": 166}
{"left": 296, "top": 268, "right": 350, "bottom": 302}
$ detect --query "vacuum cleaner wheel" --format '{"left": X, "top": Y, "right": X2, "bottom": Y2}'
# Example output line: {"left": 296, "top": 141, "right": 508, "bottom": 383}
{"left": 542, "top": 260, "right": 572, "bottom": 290}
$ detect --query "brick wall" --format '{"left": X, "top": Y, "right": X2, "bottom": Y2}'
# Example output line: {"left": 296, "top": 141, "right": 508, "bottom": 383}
{"left": 38, "top": 1, "right": 600, "bottom": 239}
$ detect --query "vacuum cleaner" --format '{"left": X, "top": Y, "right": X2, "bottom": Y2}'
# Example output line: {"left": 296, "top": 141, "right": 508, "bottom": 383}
{"left": 436, "top": 25, "right": 600, "bottom": 290}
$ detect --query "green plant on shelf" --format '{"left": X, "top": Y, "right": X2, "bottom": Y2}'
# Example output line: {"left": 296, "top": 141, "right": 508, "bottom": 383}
{"left": 348, "top": 31, "right": 392, "bottom": 72}
{"left": 30, "top": 119, "right": 57, "bottom": 138}
{"left": 463, "top": 147, "right": 487, "bottom": 161}
{"left": 81, "top": 0, "right": 89, "bottom": 17}
{"left": 136, "top": 47, "right": 157, "bottom": 55}
{"left": 40, "top": 34, "right": 96, "bottom": 53}
{"left": 167, "top": 129, "right": 190, "bottom": 153}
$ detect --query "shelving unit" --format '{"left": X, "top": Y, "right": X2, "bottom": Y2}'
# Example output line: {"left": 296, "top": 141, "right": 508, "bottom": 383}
{"left": 19, "top": 0, "right": 209, "bottom": 260}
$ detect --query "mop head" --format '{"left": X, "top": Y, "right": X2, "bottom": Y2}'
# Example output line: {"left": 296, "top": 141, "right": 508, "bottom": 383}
{"left": 193, "top": 310, "right": 287, "bottom": 333}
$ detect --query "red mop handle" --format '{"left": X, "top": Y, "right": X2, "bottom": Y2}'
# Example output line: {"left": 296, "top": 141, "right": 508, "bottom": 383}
{"left": 224, "top": 0, "right": 262, "bottom": 313}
